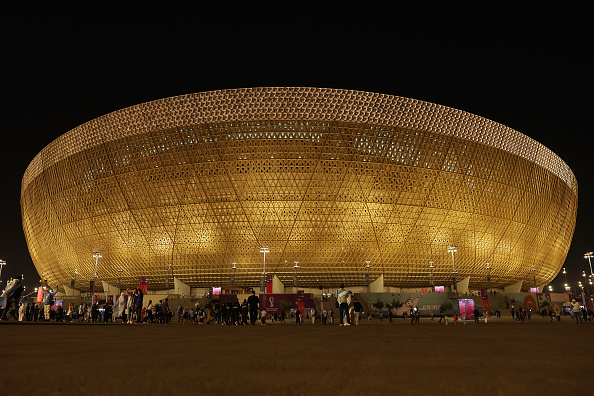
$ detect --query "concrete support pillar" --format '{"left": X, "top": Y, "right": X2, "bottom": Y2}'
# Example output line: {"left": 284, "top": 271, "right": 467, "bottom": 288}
{"left": 174, "top": 277, "right": 191, "bottom": 297}
{"left": 62, "top": 284, "right": 81, "bottom": 297}
{"left": 101, "top": 281, "right": 120, "bottom": 296}
{"left": 370, "top": 274, "right": 384, "bottom": 293}
{"left": 504, "top": 280, "right": 523, "bottom": 293}
{"left": 272, "top": 275, "right": 284, "bottom": 294}
{"left": 455, "top": 276, "right": 470, "bottom": 294}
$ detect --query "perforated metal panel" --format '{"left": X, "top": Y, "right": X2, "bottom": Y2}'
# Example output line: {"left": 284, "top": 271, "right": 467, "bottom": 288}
{"left": 21, "top": 88, "right": 577, "bottom": 291}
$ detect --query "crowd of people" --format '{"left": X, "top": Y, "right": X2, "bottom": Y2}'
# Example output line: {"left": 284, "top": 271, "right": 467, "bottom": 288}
{"left": 3, "top": 277, "right": 594, "bottom": 325}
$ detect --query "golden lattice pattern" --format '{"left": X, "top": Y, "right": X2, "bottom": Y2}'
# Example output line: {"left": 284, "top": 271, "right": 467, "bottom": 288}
{"left": 21, "top": 88, "right": 578, "bottom": 291}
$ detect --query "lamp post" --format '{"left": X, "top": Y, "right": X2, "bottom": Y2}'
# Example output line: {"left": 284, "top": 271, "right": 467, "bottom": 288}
{"left": 429, "top": 261, "right": 434, "bottom": 286}
{"left": 293, "top": 261, "right": 299, "bottom": 287}
{"left": 117, "top": 267, "right": 123, "bottom": 289}
{"left": 92, "top": 251, "right": 101, "bottom": 279}
{"left": 231, "top": 262, "right": 237, "bottom": 286}
{"left": 447, "top": 246, "right": 457, "bottom": 294}
{"left": 71, "top": 269, "right": 78, "bottom": 288}
{"left": 530, "top": 264, "right": 537, "bottom": 290}
{"left": 259, "top": 246, "right": 269, "bottom": 292}
{"left": 562, "top": 267, "right": 569, "bottom": 294}
{"left": 585, "top": 252, "right": 593, "bottom": 287}
{"left": 0, "top": 259, "right": 6, "bottom": 283}
{"left": 486, "top": 263, "right": 491, "bottom": 287}
{"left": 366, "top": 261, "right": 371, "bottom": 287}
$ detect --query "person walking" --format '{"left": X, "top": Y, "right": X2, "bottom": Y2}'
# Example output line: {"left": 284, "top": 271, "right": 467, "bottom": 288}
{"left": 336, "top": 283, "right": 352, "bottom": 326}
{"left": 247, "top": 291, "right": 259, "bottom": 325}
{"left": 42, "top": 284, "right": 58, "bottom": 321}
{"left": 162, "top": 298, "right": 170, "bottom": 324}
{"left": 353, "top": 298, "right": 363, "bottom": 325}
{"left": 571, "top": 299, "right": 582, "bottom": 324}
{"left": 1, "top": 275, "right": 24, "bottom": 320}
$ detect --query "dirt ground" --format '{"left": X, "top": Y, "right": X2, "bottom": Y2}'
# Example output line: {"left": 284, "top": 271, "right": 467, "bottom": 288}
{"left": 0, "top": 316, "right": 591, "bottom": 395}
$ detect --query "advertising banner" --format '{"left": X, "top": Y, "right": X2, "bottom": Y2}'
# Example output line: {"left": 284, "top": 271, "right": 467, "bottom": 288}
{"left": 138, "top": 277, "right": 148, "bottom": 294}
{"left": 266, "top": 273, "right": 273, "bottom": 294}
{"left": 481, "top": 288, "right": 490, "bottom": 316}
{"left": 458, "top": 299, "right": 475, "bottom": 320}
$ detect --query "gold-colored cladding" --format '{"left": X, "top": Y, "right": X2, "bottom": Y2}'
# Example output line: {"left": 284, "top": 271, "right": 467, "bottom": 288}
{"left": 21, "top": 88, "right": 578, "bottom": 291}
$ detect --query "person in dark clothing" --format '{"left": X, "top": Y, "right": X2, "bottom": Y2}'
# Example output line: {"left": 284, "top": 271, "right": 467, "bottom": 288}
{"left": 295, "top": 308, "right": 301, "bottom": 325}
{"left": 226, "top": 301, "right": 233, "bottom": 324}
{"left": 162, "top": 298, "right": 170, "bottom": 324}
{"left": 221, "top": 302, "right": 227, "bottom": 325}
{"left": 134, "top": 288, "right": 144, "bottom": 323}
{"left": 232, "top": 299, "right": 241, "bottom": 325}
{"left": 474, "top": 308, "right": 480, "bottom": 323}
{"left": 353, "top": 299, "right": 363, "bottom": 325}
{"left": 241, "top": 299, "right": 248, "bottom": 325}
{"left": 247, "top": 291, "right": 259, "bottom": 325}
{"left": 91, "top": 302, "right": 99, "bottom": 323}
{"left": 1, "top": 275, "right": 24, "bottom": 320}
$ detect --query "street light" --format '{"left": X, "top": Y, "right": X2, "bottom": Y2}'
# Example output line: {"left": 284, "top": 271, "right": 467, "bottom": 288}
{"left": 259, "top": 246, "right": 269, "bottom": 292}
{"left": 293, "top": 261, "right": 299, "bottom": 287}
{"left": 585, "top": 252, "right": 593, "bottom": 282}
{"left": 486, "top": 263, "right": 491, "bottom": 286}
{"left": 231, "top": 262, "right": 237, "bottom": 286}
{"left": 0, "top": 259, "right": 6, "bottom": 282}
{"left": 429, "top": 261, "right": 434, "bottom": 286}
{"left": 366, "top": 261, "right": 371, "bottom": 286}
{"left": 92, "top": 251, "right": 102, "bottom": 279}
{"left": 530, "top": 264, "right": 536, "bottom": 290}
{"left": 447, "top": 246, "right": 457, "bottom": 293}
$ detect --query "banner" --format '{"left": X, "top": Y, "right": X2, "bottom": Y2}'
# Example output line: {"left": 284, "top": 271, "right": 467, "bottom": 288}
{"left": 138, "top": 277, "right": 148, "bottom": 294}
{"left": 266, "top": 273, "right": 273, "bottom": 294}
{"left": 458, "top": 299, "right": 475, "bottom": 320}
{"left": 481, "top": 288, "right": 490, "bottom": 316}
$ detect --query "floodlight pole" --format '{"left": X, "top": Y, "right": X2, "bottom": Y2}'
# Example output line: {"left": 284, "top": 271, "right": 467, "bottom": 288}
{"left": 448, "top": 246, "right": 457, "bottom": 294}
{"left": 0, "top": 259, "right": 6, "bottom": 283}
{"left": 259, "top": 246, "right": 270, "bottom": 317}
{"left": 92, "top": 251, "right": 102, "bottom": 279}
{"left": 585, "top": 252, "right": 593, "bottom": 288}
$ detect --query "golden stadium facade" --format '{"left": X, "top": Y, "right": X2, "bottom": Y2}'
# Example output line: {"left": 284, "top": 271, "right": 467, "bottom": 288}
{"left": 21, "top": 87, "right": 578, "bottom": 291}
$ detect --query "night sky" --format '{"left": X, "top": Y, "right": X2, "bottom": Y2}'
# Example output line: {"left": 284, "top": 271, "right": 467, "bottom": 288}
{"left": 1, "top": 5, "right": 591, "bottom": 294}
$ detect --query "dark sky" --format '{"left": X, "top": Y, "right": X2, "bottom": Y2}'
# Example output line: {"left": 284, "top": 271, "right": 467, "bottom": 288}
{"left": 1, "top": 5, "right": 592, "bottom": 293}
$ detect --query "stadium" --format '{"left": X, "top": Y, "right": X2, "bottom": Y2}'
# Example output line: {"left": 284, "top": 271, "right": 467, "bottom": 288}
{"left": 20, "top": 87, "right": 578, "bottom": 292}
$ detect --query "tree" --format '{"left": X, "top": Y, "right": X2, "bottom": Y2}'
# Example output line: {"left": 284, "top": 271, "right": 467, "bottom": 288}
{"left": 372, "top": 299, "right": 384, "bottom": 311}
{"left": 281, "top": 300, "right": 293, "bottom": 316}
{"left": 387, "top": 299, "right": 403, "bottom": 310}
{"left": 439, "top": 301, "right": 454, "bottom": 313}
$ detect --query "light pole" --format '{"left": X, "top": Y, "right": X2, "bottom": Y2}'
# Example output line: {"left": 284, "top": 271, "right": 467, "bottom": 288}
{"left": 72, "top": 269, "right": 78, "bottom": 288}
{"left": 92, "top": 251, "right": 102, "bottom": 279}
{"left": 293, "top": 261, "right": 299, "bottom": 287}
{"left": 447, "top": 246, "right": 457, "bottom": 294}
{"left": 260, "top": 246, "right": 269, "bottom": 292}
{"left": 486, "top": 263, "right": 491, "bottom": 287}
{"left": 366, "top": 261, "right": 371, "bottom": 287}
{"left": 562, "top": 267, "right": 569, "bottom": 294}
{"left": 429, "top": 261, "right": 434, "bottom": 286}
{"left": 530, "top": 265, "right": 536, "bottom": 290}
{"left": 0, "top": 259, "right": 6, "bottom": 283}
{"left": 585, "top": 252, "right": 593, "bottom": 286}
{"left": 231, "top": 262, "right": 237, "bottom": 286}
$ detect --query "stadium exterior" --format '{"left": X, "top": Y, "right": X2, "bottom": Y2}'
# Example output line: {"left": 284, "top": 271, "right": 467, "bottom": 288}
{"left": 21, "top": 87, "right": 577, "bottom": 292}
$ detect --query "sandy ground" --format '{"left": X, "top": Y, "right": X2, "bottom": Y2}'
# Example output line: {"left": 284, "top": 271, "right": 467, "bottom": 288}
{"left": 0, "top": 316, "right": 591, "bottom": 395}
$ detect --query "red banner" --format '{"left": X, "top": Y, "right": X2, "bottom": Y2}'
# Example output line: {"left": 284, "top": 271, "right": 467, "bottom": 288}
{"left": 138, "top": 277, "right": 148, "bottom": 294}
{"left": 266, "top": 273, "right": 273, "bottom": 294}
{"left": 481, "top": 288, "right": 490, "bottom": 316}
